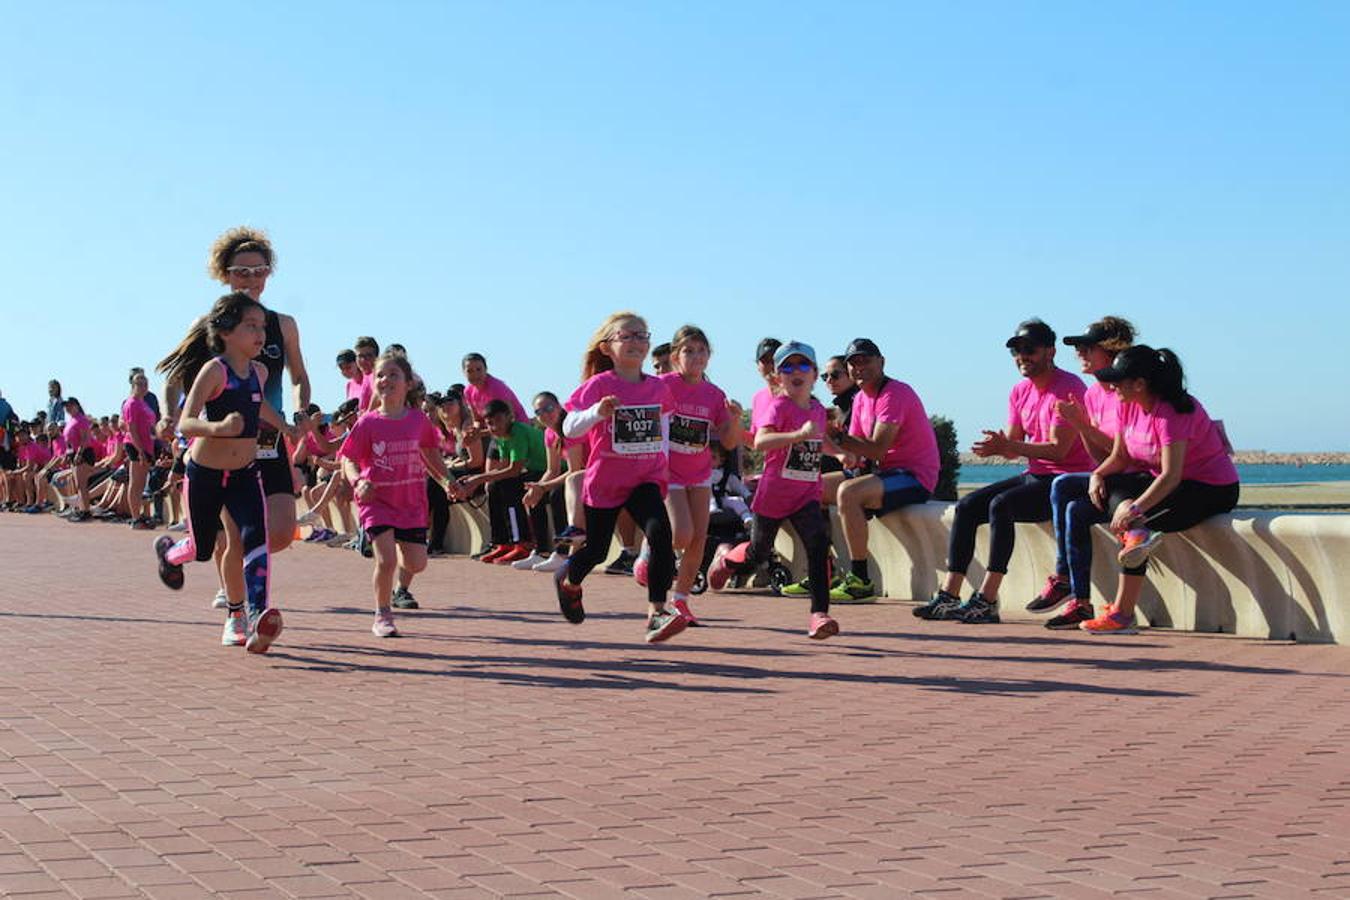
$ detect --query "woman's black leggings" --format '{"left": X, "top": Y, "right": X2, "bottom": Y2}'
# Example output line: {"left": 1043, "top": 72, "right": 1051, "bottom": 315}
{"left": 739, "top": 502, "right": 832, "bottom": 614}
{"left": 1104, "top": 473, "right": 1240, "bottom": 575}
{"left": 947, "top": 473, "right": 1055, "bottom": 575}
{"left": 567, "top": 482, "right": 673, "bottom": 606}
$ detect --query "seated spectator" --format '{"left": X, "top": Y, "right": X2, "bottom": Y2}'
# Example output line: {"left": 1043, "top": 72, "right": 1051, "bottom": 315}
{"left": 454, "top": 399, "right": 546, "bottom": 565}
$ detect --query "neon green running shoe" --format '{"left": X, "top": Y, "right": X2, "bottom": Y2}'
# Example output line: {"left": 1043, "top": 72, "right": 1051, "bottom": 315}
{"left": 828, "top": 572, "right": 877, "bottom": 604}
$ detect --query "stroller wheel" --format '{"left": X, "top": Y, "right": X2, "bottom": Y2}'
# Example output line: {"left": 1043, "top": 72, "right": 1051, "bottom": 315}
{"left": 768, "top": 563, "right": 792, "bottom": 595}
{"left": 691, "top": 569, "right": 707, "bottom": 595}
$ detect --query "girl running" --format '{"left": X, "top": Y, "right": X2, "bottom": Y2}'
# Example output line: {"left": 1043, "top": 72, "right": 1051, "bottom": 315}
{"left": 708, "top": 342, "right": 842, "bottom": 639}
{"left": 152, "top": 292, "right": 300, "bottom": 653}
{"left": 1079, "top": 346, "right": 1240, "bottom": 634}
{"left": 648, "top": 325, "right": 742, "bottom": 624}
{"left": 555, "top": 311, "right": 686, "bottom": 643}
{"left": 339, "top": 351, "right": 453, "bottom": 636}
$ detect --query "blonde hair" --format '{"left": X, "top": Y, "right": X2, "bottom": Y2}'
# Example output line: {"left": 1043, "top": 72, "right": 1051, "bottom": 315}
{"left": 207, "top": 226, "right": 275, "bottom": 283}
{"left": 581, "top": 311, "right": 647, "bottom": 381}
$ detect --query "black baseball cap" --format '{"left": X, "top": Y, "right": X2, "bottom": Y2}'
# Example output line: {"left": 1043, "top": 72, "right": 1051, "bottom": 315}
{"left": 755, "top": 337, "right": 782, "bottom": 363}
{"left": 1094, "top": 346, "right": 1158, "bottom": 383}
{"left": 843, "top": 337, "right": 881, "bottom": 359}
{"left": 1005, "top": 319, "right": 1056, "bottom": 350}
{"left": 1064, "top": 318, "right": 1135, "bottom": 348}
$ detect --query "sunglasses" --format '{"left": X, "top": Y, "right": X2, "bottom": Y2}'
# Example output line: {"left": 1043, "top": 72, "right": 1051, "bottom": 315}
{"left": 821, "top": 370, "right": 847, "bottom": 382}
{"left": 610, "top": 330, "right": 651, "bottom": 343}
{"left": 778, "top": 362, "right": 814, "bottom": 374}
{"left": 226, "top": 265, "right": 271, "bottom": 278}
{"left": 533, "top": 402, "right": 557, "bottom": 415}
{"left": 1009, "top": 344, "right": 1041, "bottom": 357}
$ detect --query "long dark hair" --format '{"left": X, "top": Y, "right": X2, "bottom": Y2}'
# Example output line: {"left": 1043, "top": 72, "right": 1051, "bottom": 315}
{"left": 157, "top": 292, "right": 262, "bottom": 396}
{"left": 1122, "top": 344, "right": 1195, "bottom": 414}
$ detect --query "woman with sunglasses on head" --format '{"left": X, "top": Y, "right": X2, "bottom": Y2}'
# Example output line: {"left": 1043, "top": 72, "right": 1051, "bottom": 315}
{"left": 1075, "top": 346, "right": 1238, "bottom": 634}
{"left": 642, "top": 325, "right": 742, "bottom": 625}
{"left": 553, "top": 311, "right": 687, "bottom": 643}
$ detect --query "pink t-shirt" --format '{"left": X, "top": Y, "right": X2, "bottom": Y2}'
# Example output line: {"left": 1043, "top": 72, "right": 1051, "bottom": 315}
{"left": 20, "top": 443, "right": 52, "bottom": 467}
{"left": 748, "top": 386, "right": 778, "bottom": 438}
{"left": 544, "top": 425, "right": 587, "bottom": 466}
{"left": 659, "top": 372, "right": 730, "bottom": 487}
{"left": 345, "top": 377, "right": 364, "bottom": 402}
{"left": 1082, "top": 381, "right": 1124, "bottom": 441}
{"left": 1119, "top": 398, "right": 1238, "bottom": 485}
{"left": 358, "top": 371, "right": 375, "bottom": 412}
{"left": 1007, "top": 369, "right": 1094, "bottom": 475}
{"left": 464, "top": 375, "right": 529, "bottom": 423}
{"left": 51, "top": 435, "right": 67, "bottom": 456}
{"left": 849, "top": 378, "right": 940, "bottom": 493}
{"left": 63, "top": 414, "right": 91, "bottom": 453}
{"left": 121, "top": 396, "right": 156, "bottom": 452}
{"left": 753, "top": 396, "right": 828, "bottom": 520}
{"left": 338, "top": 407, "right": 441, "bottom": 530}
{"left": 566, "top": 371, "right": 676, "bottom": 508}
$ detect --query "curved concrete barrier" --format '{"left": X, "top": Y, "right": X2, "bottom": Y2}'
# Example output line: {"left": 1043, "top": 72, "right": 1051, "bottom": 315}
{"left": 767, "top": 503, "right": 1350, "bottom": 643}
{"left": 444, "top": 502, "right": 491, "bottom": 555}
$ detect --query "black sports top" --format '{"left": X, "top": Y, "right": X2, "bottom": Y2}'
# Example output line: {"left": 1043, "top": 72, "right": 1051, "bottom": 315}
{"left": 203, "top": 358, "right": 262, "bottom": 439}
{"left": 256, "top": 309, "right": 287, "bottom": 415}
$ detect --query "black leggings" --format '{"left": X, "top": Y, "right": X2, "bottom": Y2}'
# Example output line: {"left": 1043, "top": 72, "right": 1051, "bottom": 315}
{"left": 947, "top": 473, "right": 1054, "bottom": 575}
{"left": 166, "top": 460, "right": 269, "bottom": 616}
{"left": 1105, "top": 473, "right": 1240, "bottom": 575}
{"left": 486, "top": 473, "right": 528, "bottom": 545}
{"left": 738, "top": 502, "right": 832, "bottom": 614}
{"left": 567, "top": 482, "right": 673, "bottom": 606}
{"left": 426, "top": 477, "right": 449, "bottom": 549}
{"left": 530, "top": 480, "right": 567, "bottom": 551}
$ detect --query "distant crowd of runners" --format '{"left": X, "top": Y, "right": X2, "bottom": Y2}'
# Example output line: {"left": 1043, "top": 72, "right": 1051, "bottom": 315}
{"left": 0, "top": 226, "right": 1239, "bottom": 652}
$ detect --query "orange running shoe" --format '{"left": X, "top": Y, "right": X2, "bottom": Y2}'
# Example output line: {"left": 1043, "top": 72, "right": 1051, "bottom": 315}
{"left": 1118, "top": 528, "right": 1164, "bottom": 568}
{"left": 1079, "top": 608, "right": 1138, "bottom": 635}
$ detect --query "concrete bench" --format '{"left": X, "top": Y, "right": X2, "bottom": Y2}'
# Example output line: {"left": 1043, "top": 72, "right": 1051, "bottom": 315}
{"left": 768, "top": 502, "right": 1350, "bottom": 643}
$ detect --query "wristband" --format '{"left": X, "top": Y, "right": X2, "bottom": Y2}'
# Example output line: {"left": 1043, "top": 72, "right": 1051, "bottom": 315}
{"left": 1128, "top": 502, "right": 1144, "bottom": 519}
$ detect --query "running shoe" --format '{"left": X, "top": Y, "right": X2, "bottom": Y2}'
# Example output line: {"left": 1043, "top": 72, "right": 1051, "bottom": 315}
{"left": 211, "top": 589, "right": 228, "bottom": 609}
{"left": 69, "top": 509, "right": 92, "bottom": 522}
{"left": 706, "top": 543, "right": 736, "bottom": 592}
{"left": 246, "top": 608, "right": 283, "bottom": 653}
{"left": 325, "top": 532, "right": 353, "bottom": 548}
{"left": 603, "top": 549, "right": 637, "bottom": 576}
{"left": 807, "top": 612, "right": 840, "bottom": 640}
{"left": 670, "top": 597, "right": 700, "bottom": 626}
{"left": 391, "top": 586, "right": 419, "bottom": 609}
{"left": 828, "top": 572, "right": 877, "bottom": 604}
{"left": 494, "top": 544, "right": 532, "bottom": 565}
{"left": 912, "top": 589, "right": 962, "bottom": 620}
{"left": 555, "top": 525, "right": 587, "bottom": 545}
{"left": 91, "top": 507, "right": 117, "bottom": 520}
{"left": 480, "top": 544, "right": 509, "bottom": 564}
{"left": 153, "top": 535, "right": 184, "bottom": 590}
{"left": 221, "top": 614, "right": 247, "bottom": 647}
{"left": 1026, "top": 574, "right": 1072, "bottom": 612}
{"left": 166, "top": 520, "right": 187, "bottom": 532}
{"left": 645, "top": 609, "right": 688, "bottom": 643}
{"left": 372, "top": 610, "right": 399, "bottom": 638}
{"left": 1118, "top": 528, "right": 1164, "bottom": 568}
{"left": 781, "top": 574, "right": 842, "bottom": 598}
{"left": 297, "top": 509, "right": 320, "bottom": 526}
{"left": 510, "top": 551, "right": 546, "bottom": 570}
{"left": 532, "top": 552, "right": 569, "bottom": 573}
{"left": 554, "top": 561, "right": 585, "bottom": 624}
{"left": 633, "top": 555, "right": 649, "bottom": 587}
{"left": 1046, "top": 598, "right": 1095, "bottom": 630}
{"left": 956, "top": 592, "right": 1000, "bottom": 624}
{"left": 130, "top": 516, "right": 156, "bottom": 531}
{"left": 56, "top": 507, "right": 76, "bottom": 519}
{"left": 1080, "top": 608, "right": 1138, "bottom": 635}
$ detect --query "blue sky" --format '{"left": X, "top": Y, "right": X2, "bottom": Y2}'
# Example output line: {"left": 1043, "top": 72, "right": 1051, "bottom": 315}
{"left": 3, "top": 1, "right": 1347, "bottom": 451}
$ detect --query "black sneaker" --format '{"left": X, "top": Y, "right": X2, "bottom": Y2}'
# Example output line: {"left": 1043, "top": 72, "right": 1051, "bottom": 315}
{"left": 391, "top": 587, "right": 419, "bottom": 609}
{"left": 913, "top": 589, "right": 962, "bottom": 620}
{"left": 153, "top": 535, "right": 184, "bottom": 590}
{"left": 603, "top": 549, "right": 637, "bottom": 576}
{"left": 957, "top": 592, "right": 1000, "bottom": 624}
{"left": 554, "top": 561, "right": 585, "bottom": 624}
{"left": 1046, "top": 599, "right": 1094, "bottom": 629}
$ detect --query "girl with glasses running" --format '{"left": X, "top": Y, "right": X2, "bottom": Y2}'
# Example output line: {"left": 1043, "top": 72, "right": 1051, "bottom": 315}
{"left": 553, "top": 312, "right": 686, "bottom": 643}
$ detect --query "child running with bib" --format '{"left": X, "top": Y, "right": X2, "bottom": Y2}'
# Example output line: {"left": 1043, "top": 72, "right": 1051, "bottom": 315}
{"left": 555, "top": 311, "right": 686, "bottom": 643}
{"left": 152, "top": 292, "right": 301, "bottom": 652}
{"left": 708, "top": 342, "right": 842, "bottom": 639}
{"left": 339, "top": 351, "right": 453, "bottom": 636}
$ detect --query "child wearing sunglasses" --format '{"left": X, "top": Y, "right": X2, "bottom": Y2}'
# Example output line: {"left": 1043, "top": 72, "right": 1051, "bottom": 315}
{"left": 708, "top": 342, "right": 842, "bottom": 640}
{"left": 553, "top": 311, "right": 686, "bottom": 643}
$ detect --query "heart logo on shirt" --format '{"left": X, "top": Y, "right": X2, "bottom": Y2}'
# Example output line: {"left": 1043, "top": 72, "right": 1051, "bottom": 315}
{"left": 373, "top": 441, "right": 387, "bottom": 457}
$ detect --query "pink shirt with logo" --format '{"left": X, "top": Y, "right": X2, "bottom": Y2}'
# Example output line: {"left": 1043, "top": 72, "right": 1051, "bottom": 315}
{"left": 1007, "top": 368, "right": 1094, "bottom": 475}
{"left": 338, "top": 407, "right": 441, "bottom": 530}
{"left": 849, "top": 378, "right": 940, "bottom": 493}
{"left": 465, "top": 375, "right": 529, "bottom": 423}
{"left": 1119, "top": 398, "right": 1238, "bottom": 485}
{"left": 566, "top": 371, "right": 675, "bottom": 508}
{"left": 121, "top": 396, "right": 156, "bottom": 452}
{"left": 753, "top": 396, "right": 828, "bottom": 520}
{"left": 659, "top": 373, "right": 730, "bottom": 486}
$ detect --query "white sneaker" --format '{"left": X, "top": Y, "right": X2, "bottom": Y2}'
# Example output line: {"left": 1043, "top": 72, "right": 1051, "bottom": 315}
{"left": 297, "top": 509, "right": 320, "bottom": 526}
{"left": 532, "top": 552, "right": 568, "bottom": 573}
{"left": 221, "top": 614, "right": 247, "bottom": 646}
{"left": 511, "top": 552, "right": 547, "bottom": 570}
{"left": 166, "top": 521, "right": 187, "bottom": 532}
{"left": 211, "top": 589, "right": 229, "bottom": 609}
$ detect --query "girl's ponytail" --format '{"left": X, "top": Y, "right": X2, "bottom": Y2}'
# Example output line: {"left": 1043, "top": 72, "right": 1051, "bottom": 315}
{"left": 1152, "top": 348, "right": 1194, "bottom": 413}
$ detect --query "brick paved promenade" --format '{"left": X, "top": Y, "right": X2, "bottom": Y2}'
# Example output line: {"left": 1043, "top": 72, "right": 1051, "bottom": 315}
{"left": 2, "top": 517, "right": 1348, "bottom": 899}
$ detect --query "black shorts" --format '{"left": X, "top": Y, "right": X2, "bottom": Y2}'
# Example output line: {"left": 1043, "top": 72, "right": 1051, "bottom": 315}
{"left": 297, "top": 462, "right": 318, "bottom": 489}
{"left": 124, "top": 443, "right": 142, "bottom": 463}
{"left": 366, "top": 525, "right": 428, "bottom": 544}
{"left": 72, "top": 447, "right": 97, "bottom": 467}
{"left": 0, "top": 448, "right": 16, "bottom": 471}
{"left": 257, "top": 451, "right": 299, "bottom": 498}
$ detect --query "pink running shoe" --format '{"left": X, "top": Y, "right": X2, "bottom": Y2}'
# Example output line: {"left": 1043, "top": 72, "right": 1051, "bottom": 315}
{"left": 807, "top": 612, "right": 839, "bottom": 640}
{"left": 670, "top": 597, "right": 700, "bottom": 626}
{"left": 633, "top": 555, "right": 649, "bottom": 587}
{"left": 246, "top": 608, "right": 283, "bottom": 654}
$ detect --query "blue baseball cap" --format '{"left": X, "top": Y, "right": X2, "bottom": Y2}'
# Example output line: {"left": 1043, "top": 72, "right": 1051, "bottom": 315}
{"left": 773, "top": 341, "right": 818, "bottom": 369}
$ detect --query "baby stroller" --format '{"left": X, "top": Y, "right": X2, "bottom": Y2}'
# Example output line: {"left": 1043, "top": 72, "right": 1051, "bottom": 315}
{"left": 691, "top": 511, "right": 793, "bottom": 596}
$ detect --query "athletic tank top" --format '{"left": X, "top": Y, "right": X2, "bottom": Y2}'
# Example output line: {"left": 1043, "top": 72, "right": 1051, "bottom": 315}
{"left": 204, "top": 358, "right": 262, "bottom": 439}
{"left": 256, "top": 309, "right": 287, "bottom": 415}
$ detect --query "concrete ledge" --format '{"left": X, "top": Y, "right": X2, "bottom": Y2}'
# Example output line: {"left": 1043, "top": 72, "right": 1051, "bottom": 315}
{"left": 443, "top": 502, "right": 491, "bottom": 555}
{"left": 769, "top": 502, "right": 1350, "bottom": 643}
